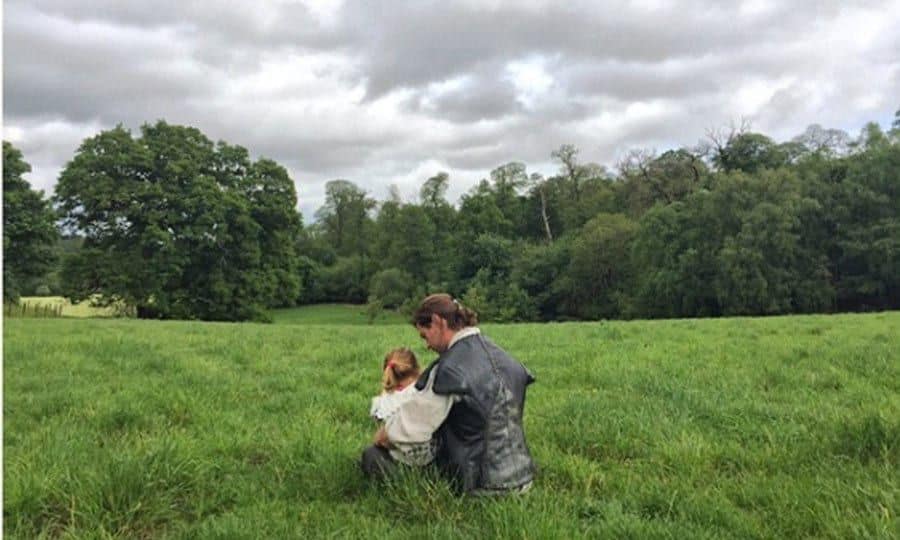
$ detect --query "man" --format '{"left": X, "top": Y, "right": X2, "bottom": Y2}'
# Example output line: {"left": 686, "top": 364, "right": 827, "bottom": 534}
{"left": 361, "top": 293, "right": 536, "bottom": 495}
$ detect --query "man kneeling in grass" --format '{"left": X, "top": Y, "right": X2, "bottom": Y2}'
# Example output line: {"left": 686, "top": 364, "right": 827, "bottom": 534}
{"left": 361, "top": 294, "right": 536, "bottom": 496}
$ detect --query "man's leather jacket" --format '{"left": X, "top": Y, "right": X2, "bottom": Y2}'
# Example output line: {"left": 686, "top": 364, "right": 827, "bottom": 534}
{"left": 416, "top": 333, "right": 536, "bottom": 493}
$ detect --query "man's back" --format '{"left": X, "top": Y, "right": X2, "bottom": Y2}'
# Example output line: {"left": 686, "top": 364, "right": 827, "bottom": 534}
{"left": 431, "top": 333, "right": 536, "bottom": 493}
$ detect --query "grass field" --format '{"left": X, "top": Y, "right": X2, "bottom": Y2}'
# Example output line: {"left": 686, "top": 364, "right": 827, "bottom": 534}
{"left": 3, "top": 311, "right": 898, "bottom": 538}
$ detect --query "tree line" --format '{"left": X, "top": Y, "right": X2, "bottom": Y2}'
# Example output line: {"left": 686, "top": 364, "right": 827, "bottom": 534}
{"left": 4, "top": 113, "right": 898, "bottom": 322}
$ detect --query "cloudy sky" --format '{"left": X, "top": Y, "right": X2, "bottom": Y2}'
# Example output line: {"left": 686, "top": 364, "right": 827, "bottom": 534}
{"left": 4, "top": 0, "right": 899, "bottom": 221}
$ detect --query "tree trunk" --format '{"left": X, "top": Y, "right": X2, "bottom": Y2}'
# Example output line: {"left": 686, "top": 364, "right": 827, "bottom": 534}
{"left": 539, "top": 185, "right": 553, "bottom": 243}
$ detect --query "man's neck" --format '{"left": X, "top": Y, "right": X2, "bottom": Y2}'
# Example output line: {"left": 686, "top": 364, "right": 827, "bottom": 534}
{"left": 447, "top": 326, "right": 481, "bottom": 350}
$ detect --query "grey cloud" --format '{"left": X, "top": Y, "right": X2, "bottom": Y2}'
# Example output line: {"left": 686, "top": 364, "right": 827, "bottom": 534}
{"left": 4, "top": 5, "right": 220, "bottom": 124}
{"left": 340, "top": 0, "right": 844, "bottom": 98}
{"left": 4, "top": 0, "right": 899, "bottom": 219}
{"left": 12, "top": 0, "right": 343, "bottom": 53}
{"left": 404, "top": 70, "right": 521, "bottom": 123}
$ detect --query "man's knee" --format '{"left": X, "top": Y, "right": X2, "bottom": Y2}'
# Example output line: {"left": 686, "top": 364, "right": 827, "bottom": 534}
{"left": 361, "top": 445, "right": 395, "bottom": 479}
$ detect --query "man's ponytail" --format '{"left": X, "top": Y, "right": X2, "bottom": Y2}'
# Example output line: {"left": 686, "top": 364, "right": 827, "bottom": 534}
{"left": 412, "top": 293, "right": 479, "bottom": 330}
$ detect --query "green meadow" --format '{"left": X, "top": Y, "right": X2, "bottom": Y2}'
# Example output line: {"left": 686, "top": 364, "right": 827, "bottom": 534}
{"left": 3, "top": 310, "right": 898, "bottom": 538}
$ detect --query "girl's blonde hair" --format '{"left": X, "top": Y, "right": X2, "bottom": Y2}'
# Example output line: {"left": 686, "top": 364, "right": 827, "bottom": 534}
{"left": 382, "top": 347, "right": 420, "bottom": 392}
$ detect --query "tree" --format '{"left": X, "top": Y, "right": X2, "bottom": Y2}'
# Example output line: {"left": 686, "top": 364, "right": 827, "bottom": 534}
{"left": 557, "top": 213, "right": 639, "bottom": 319}
{"left": 54, "top": 121, "right": 299, "bottom": 321}
{"left": 417, "top": 172, "right": 457, "bottom": 284}
{"left": 315, "top": 180, "right": 375, "bottom": 257}
{"left": 791, "top": 124, "right": 852, "bottom": 157}
{"left": 372, "top": 202, "right": 436, "bottom": 284}
{"left": 551, "top": 144, "right": 583, "bottom": 202}
{"left": 509, "top": 237, "right": 571, "bottom": 319}
{"left": 488, "top": 162, "right": 528, "bottom": 233}
{"left": 419, "top": 171, "right": 449, "bottom": 207}
{"left": 712, "top": 132, "right": 788, "bottom": 173}
{"left": 616, "top": 147, "right": 708, "bottom": 217}
{"left": 826, "top": 138, "right": 900, "bottom": 309}
{"left": 3, "top": 141, "right": 59, "bottom": 303}
{"left": 369, "top": 267, "right": 415, "bottom": 308}
{"left": 551, "top": 144, "right": 615, "bottom": 230}
{"left": 630, "top": 169, "right": 834, "bottom": 318}
{"left": 244, "top": 158, "right": 303, "bottom": 306}
{"left": 526, "top": 173, "right": 553, "bottom": 243}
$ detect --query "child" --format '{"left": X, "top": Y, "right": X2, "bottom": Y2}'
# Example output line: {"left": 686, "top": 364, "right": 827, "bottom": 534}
{"left": 369, "top": 347, "right": 436, "bottom": 466}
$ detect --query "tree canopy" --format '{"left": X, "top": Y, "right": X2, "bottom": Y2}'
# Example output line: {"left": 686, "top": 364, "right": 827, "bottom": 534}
{"left": 3, "top": 141, "right": 59, "bottom": 303}
{"left": 36, "top": 114, "right": 900, "bottom": 322}
{"left": 54, "top": 121, "right": 301, "bottom": 321}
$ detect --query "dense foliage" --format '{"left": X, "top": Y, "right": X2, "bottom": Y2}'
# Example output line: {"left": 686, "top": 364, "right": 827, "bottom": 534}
{"left": 307, "top": 117, "right": 899, "bottom": 321}
{"left": 52, "top": 122, "right": 301, "bottom": 321}
{"left": 8, "top": 113, "right": 898, "bottom": 321}
{"left": 3, "top": 141, "right": 59, "bottom": 303}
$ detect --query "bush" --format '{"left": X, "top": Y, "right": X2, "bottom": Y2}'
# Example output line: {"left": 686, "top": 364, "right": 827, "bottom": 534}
{"left": 317, "top": 256, "right": 371, "bottom": 303}
{"left": 365, "top": 295, "right": 384, "bottom": 324}
{"left": 461, "top": 269, "right": 537, "bottom": 323}
{"left": 369, "top": 268, "right": 415, "bottom": 309}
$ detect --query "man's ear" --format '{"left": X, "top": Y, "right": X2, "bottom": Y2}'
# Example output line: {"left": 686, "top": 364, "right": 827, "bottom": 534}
{"left": 431, "top": 313, "right": 445, "bottom": 330}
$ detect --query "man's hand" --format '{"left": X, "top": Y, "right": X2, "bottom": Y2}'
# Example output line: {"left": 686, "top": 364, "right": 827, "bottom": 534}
{"left": 373, "top": 426, "right": 390, "bottom": 448}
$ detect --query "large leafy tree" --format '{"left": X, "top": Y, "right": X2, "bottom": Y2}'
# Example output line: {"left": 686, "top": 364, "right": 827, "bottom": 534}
{"left": 54, "top": 121, "right": 300, "bottom": 321}
{"left": 617, "top": 148, "right": 708, "bottom": 217}
{"left": 556, "top": 213, "right": 639, "bottom": 319}
{"left": 418, "top": 172, "right": 457, "bottom": 285}
{"left": 372, "top": 201, "right": 436, "bottom": 283}
{"left": 712, "top": 132, "right": 789, "bottom": 174}
{"left": 828, "top": 133, "right": 900, "bottom": 309}
{"left": 630, "top": 169, "right": 833, "bottom": 318}
{"left": 550, "top": 144, "right": 616, "bottom": 231}
{"left": 315, "top": 180, "right": 375, "bottom": 257}
{"left": 3, "top": 141, "right": 59, "bottom": 303}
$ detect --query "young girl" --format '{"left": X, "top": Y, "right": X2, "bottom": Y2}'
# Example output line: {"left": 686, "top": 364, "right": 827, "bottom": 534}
{"left": 369, "top": 348, "right": 436, "bottom": 466}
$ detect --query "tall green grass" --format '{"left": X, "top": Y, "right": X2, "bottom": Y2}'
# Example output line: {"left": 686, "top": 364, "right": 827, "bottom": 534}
{"left": 4, "top": 313, "right": 898, "bottom": 538}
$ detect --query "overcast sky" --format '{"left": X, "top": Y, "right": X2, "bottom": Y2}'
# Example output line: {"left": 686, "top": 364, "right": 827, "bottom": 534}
{"left": 4, "top": 0, "right": 899, "bottom": 222}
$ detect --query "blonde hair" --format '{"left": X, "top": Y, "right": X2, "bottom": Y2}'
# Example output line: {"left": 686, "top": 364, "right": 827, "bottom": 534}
{"left": 381, "top": 347, "right": 420, "bottom": 392}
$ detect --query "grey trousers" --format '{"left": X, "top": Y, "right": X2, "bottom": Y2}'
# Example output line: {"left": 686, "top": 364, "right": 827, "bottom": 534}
{"left": 360, "top": 445, "right": 398, "bottom": 479}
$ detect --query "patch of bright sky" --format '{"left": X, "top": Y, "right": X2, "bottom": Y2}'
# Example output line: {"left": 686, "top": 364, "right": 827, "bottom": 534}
{"left": 738, "top": 0, "right": 776, "bottom": 18}
{"left": 3, "top": 126, "right": 26, "bottom": 145}
{"left": 570, "top": 98, "right": 671, "bottom": 139}
{"left": 279, "top": 0, "right": 344, "bottom": 26}
{"left": 418, "top": 75, "right": 472, "bottom": 111}
{"left": 506, "top": 56, "right": 554, "bottom": 110}
{"left": 732, "top": 76, "right": 796, "bottom": 118}
{"left": 221, "top": 50, "right": 362, "bottom": 103}
{"left": 630, "top": 0, "right": 670, "bottom": 11}
{"left": 375, "top": 159, "right": 454, "bottom": 202}
{"left": 2, "top": 119, "right": 107, "bottom": 192}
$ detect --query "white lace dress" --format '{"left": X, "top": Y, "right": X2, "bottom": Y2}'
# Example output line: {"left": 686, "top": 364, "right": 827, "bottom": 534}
{"left": 370, "top": 386, "right": 437, "bottom": 466}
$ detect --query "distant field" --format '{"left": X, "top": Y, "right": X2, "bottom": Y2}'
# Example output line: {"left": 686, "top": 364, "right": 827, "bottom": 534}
{"left": 15, "top": 296, "right": 122, "bottom": 318}
{"left": 10, "top": 300, "right": 405, "bottom": 324}
{"left": 4, "top": 313, "right": 898, "bottom": 538}
{"left": 270, "top": 303, "right": 408, "bottom": 325}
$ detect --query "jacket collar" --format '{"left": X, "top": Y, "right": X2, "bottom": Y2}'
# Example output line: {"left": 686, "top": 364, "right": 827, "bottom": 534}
{"left": 448, "top": 326, "right": 481, "bottom": 350}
